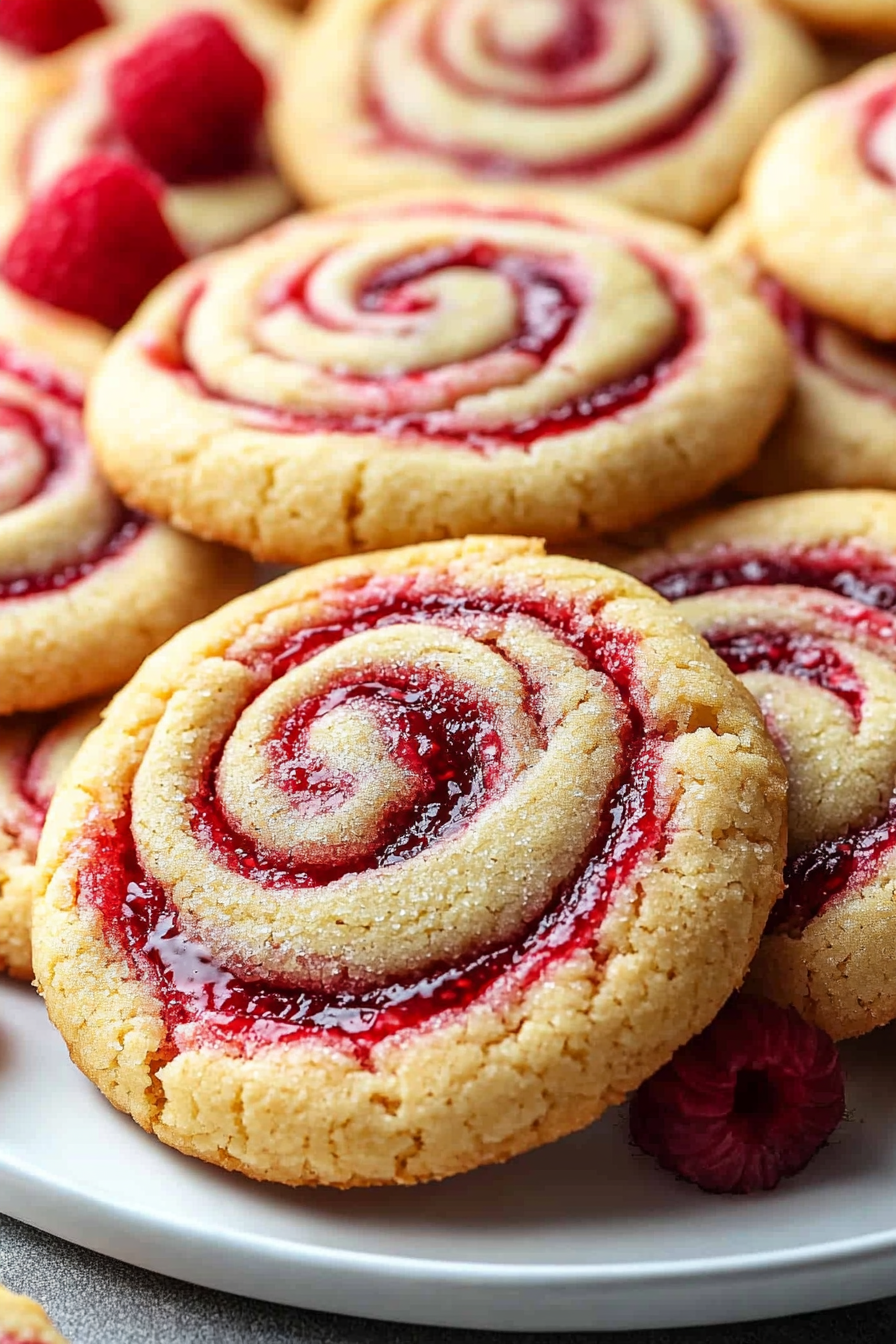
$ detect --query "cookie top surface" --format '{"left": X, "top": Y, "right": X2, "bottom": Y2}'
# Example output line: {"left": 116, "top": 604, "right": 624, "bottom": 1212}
{"left": 272, "top": 0, "right": 821, "bottom": 229}
{"left": 632, "top": 490, "right": 896, "bottom": 1039}
{"left": 713, "top": 209, "right": 896, "bottom": 495}
{"left": 0, "top": 281, "right": 253, "bottom": 714}
{"left": 0, "top": 1287, "right": 67, "bottom": 1344}
{"left": 32, "top": 536, "right": 786, "bottom": 1188}
{"left": 0, "top": 2, "right": 294, "bottom": 258}
{"left": 87, "top": 185, "right": 791, "bottom": 564}
{"left": 745, "top": 56, "right": 896, "bottom": 340}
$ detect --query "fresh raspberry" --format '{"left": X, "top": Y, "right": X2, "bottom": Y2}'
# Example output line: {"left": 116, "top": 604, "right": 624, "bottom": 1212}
{"left": 630, "top": 996, "right": 845, "bottom": 1194}
{"left": 108, "top": 11, "right": 268, "bottom": 184}
{"left": 0, "top": 0, "right": 108, "bottom": 54}
{"left": 1, "top": 155, "right": 186, "bottom": 330}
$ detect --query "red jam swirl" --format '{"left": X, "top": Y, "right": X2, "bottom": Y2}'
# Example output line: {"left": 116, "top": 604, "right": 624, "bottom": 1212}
{"left": 860, "top": 84, "right": 896, "bottom": 189}
{"left": 644, "top": 542, "right": 896, "bottom": 932}
{"left": 365, "top": 2, "right": 736, "bottom": 177}
{"left": 0, "top": 344, "right": 146, "bottom": 597}
{"left": 76, "top": 580, "right": 670, "bottom": 1059}
{"left": 150, "top": 227, "right": 697, "bottom": 455}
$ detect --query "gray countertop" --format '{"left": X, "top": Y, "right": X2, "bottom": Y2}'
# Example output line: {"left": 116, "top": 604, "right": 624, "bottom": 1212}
{"left": 2, "top": 1214, "right": 895, "bottom": 1344}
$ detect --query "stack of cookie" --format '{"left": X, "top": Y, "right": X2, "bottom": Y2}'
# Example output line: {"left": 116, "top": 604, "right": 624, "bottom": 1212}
{"left": 0, "top": 0, "right": 893, "bottom": 1215}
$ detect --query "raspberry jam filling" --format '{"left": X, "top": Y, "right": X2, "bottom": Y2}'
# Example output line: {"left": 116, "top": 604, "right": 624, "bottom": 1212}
{"left": 2, "top": 724, "right": 54, "bottom": 856}
{"left": 150, "top": 232, "right": 696, "bottom": 454}
{"left": 76, "top": 581, "right": 670, "bottom": 1059}
{"left": 0, "top": 347, "right": 147, "bottom": 598}
{"left": 366, "top": 2, "right": 735, "bottom": 176}
{"left": 758, "top": 276, "right": 896, "bottom": 407}
{"left": 860, "top": 84, "right": 896, "bottom": 188}
{"left": 645, "top": 542, "right": 896, "bottom": 931}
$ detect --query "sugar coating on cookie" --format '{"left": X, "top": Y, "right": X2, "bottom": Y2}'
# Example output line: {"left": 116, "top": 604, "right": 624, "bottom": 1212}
{"left": 633, "top": 491, "right": 896, "bottom": 1041}
{"left": 271, "top": 0, "right": 822, "bottom": 229}
{"left": 0, "top": 281, "right": 253, "bottom": 714}
{"left": 0, "top": 1286, "right": 68, "bottom": 1344}
{"left": 0, "top": 699, "right": 105, "bottom": 979}
{"left": 745, "top": 55, "right": 896, "bottom": 341}
{"left": 32, "top": 537, "right": 787, "bottom": 1188}
{"left": 712, "top": 209, "right": 896, "bottom": 496}
{"left": 771, "top": 0, "right": 896, "bottom": 40}
{"left": 87, "top": 186, "right": 791, "bottom": 564}
{"left": 0, "top": 1, "right": 295, "bottom": 258}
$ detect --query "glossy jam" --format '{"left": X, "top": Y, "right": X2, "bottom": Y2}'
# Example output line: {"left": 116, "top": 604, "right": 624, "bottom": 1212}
{"left": 77, "top": 580, "right": 669, "bottom": 1059}
{"left": 366, "top": 4, "right": 735, "bottom": 177}
{"left": 707, "top": 629, "right": 865, "bottom": 725}
{"left": 773, "top": 809, "right": 896, "bottom": 934}
{"left": 151, "top": 235, "right": 696, "bottom": 454}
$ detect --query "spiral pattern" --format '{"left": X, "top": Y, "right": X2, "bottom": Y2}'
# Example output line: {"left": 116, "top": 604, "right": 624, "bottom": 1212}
{"left": 0, "top": 5, "right": 294, "bottom": 258}
{"left": 89, "top": 189, "right": 790, "bottom": 563}
{"left": 33, "top": 538, "right": 786, "bottom": 1186}
{"left": 0, "top": 699, "right": 104, "bottom": 978}
{"left": 274, "top": 0, "right": 821, "bottom": 227}
{"left": 634, "top": 492, "right": 896, "bottom": 1040}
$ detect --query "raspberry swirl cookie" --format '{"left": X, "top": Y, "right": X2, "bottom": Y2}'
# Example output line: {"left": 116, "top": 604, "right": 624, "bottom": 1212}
{"left": 745, "top": 56, "right": 896, "bottom": 341}
{"left": 0, "top": 1288, "right": 67, "bottom": 1344}
{"left": 633, "top": 491, "right": 896, "bottom": 1040}
{"left": 0, "top": 700, "right": 104, "bottom": 980}
{"left": 0, "top": 4, "right": 294, "bottom": 260}
{"left": 713, "top": 210, "right": 896, "bottom": 495}
{"left": 32, "top": 537, "right": 787, "bottom": 1187}
{"left": 88, "top": 188, "right": 791, "bottom": 564}
{"left": 273, "top": 0, "right": 821, "bottom": 229}
{"left": 0, "top": 282, "right": 252, "bottom": 714}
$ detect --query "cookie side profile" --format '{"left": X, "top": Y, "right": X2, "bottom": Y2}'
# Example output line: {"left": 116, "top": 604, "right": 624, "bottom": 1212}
{"left": 87, "top": 186, "right": 792, "bottom": 564}
{"left": 633, "top": 490, "right": 896, "bottom": 1040}
{"left": 32, "top": 537, "right": 787, "bottom": 1187}
{"left": 745, "top": 55, "right": 896, "bottom": 340}
{"left": 272, "top": 0, "right": 822, "bottom": 228}
{"left": 771, "top": 0, "right": 896, "bottom": 40}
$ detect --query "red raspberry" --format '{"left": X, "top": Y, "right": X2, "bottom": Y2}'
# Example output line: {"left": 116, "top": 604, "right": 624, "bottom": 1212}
{"left": 0, "top": 0, "right": 108, "bottom": 54}
{"left": 1, "top": 155, "right": 186, "bottom": 330}
{"left": 108, "top": 11, "right": 268, "bottom": 184}
{"left": 630, "top": 996, "right": 845, "bottom": 1194}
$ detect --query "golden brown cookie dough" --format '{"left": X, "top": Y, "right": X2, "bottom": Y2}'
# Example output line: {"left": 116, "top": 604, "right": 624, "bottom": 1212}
{"left": 0, "top": 1286, "right": 68, "bottom": 1344}
{"left": 713, "top": 209, "right": 896, "bottom": 495}
{"left": 87, "top": 186, "right": 792, "bottom": 565}
{"left": 771, "top": 0, "right": 896, "bottom": 40}
{"left": 632, "top": 490, "right": 896, "bottom": 1040}
{"left": 32, "top": 536, "right": 787, "bottom": 1187}
{"left": 745, "top": 55, "right": 896, "bottom": 340}
{"left": 271, "top": 0, "right": 822, "bottom": 229}
{"left": 0, "top": 281, "right": 253, "bottom": 714}
{"left": 0, "top": 1, "right": 295, "bottom": 257}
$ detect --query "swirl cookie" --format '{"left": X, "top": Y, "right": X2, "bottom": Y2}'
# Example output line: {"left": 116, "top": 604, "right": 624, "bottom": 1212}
{"left": 772, "top": 0, "right": 896, "bottom": 40}
{"left": 0, "top": 3, "right": 294, "bottom": 260}
{"left": 32, "top": 537, "right": 787, "bottom": 1187}
{"left": 713, "top": 210, "right": 896, "bottom": 495}
{"left": 0, "top": 700, "right": 104, "bottom": 980}
{"left": 745, "top": 56, "right": 896, "bottom": 341}
{"left": 87, "top": 187, "right": 791, "bottom": 564}
{"left": 633, "top": 491, "right": 896, "bottom": 1040}
{"left": 271, "top": 0, "right": 822, "bottom": 229}
{"left": 0, "top": 1288, "right": 67, "bottom": 1344}
{"left": 0, "top": 282, "right": 253, "bottom": 714}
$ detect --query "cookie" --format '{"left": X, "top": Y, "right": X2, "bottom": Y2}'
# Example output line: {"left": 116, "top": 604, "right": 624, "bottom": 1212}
{"left": 32, "top": 536, "right": 787, "bottom": 1188}
{"left": 0, "top": 700, "right": 105, "bottom": 979}
{"left": 0, "top": 3, "right": 294, "bottom": 260}
{"left": 0, "top": 281, "right": 253, "bottom": 714}
{"left": 87, "top": 186, "right": 792, "bottom": 565}
{"left": 271, "top": 0, "right": 822, "bottom": 229}
{"left": 745, "top": 55, "right": 896, "bottom": 341}
{"left": 0, "top": 1287, "right": 67, "bottom": 1344}
{"left": 771, "top": 0, "right": 896, "bottom": 40}
{"left": 713, "top": 209, "right": 896, "bottom": 495}
{"left": 632, "top": 490, "right": 896, "bottom": 1040}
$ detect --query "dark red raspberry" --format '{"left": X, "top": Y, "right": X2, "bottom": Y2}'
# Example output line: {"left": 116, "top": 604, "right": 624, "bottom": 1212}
{"left": 1, "top": 155, "right": 186, "bottom": 330}
{"left": 630, "top": 996, "right": 844, "bottom": 1194}
{"left": 0, "top": 0, "right": 107, "bottom": 54}
{"left": 107, "top": 11, "right": 268, "bottom": 184}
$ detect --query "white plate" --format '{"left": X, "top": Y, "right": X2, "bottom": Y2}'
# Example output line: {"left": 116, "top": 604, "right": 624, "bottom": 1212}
{"left": 2, "top": 975, "right": 896, "bottom": 1333}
